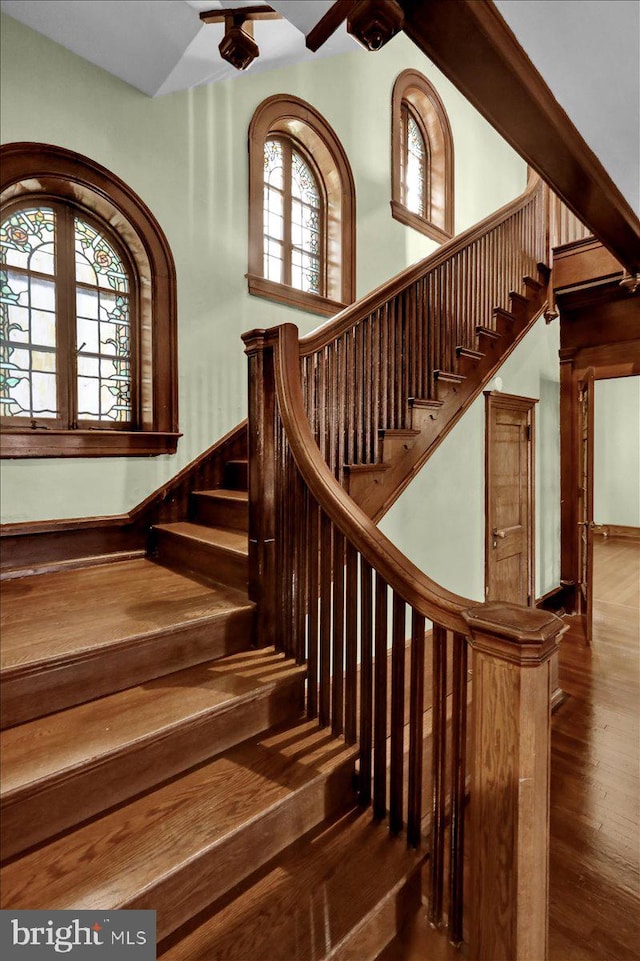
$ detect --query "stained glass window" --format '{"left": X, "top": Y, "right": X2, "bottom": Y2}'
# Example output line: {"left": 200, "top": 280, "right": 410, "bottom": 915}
{"left": 74, "top": 218, "right": 131, "bottom": 422}
{"left": 0, "top": 207, "right": 58, "bottom": 420}
{"left": 0, "top": 202, "right": 134, "bottom": 428}
{"left": 263, "top": 137, "right": 323, "bottom": 296}
{"left": 404, "top": 107, "right": 428, "bottom": 218}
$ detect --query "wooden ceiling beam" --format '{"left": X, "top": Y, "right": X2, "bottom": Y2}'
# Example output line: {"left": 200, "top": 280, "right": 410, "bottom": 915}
{"left": 199, "top": 6, "right": 280, "bottom": 25}
{"left": 398, "top": 0, "right": 640, "bottom": 274}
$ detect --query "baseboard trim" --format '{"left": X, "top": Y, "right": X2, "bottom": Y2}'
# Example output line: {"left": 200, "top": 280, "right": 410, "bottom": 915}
{"left": 594, "top": 524, "right": 640, "bottom": 541}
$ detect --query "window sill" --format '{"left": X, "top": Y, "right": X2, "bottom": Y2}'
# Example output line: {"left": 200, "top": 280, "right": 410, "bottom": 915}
{"left": 247, "top": 274, "right": 348, "bottom": 318}
{"left": 390, "top": 200, "right": 452, "bottom": 244}
{"left": 0, "top": 429, "right": 182, "bottom": 458}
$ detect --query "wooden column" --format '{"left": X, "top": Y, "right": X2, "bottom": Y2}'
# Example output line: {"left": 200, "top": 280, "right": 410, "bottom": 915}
{"left": 463, "top": 602, "right": 567, "bottom": 961}
{"left": 242, "top": 328, "right": 277, "bottom": 648}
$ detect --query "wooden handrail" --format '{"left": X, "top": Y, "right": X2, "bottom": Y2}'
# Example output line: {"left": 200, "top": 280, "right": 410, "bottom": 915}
{"left": 300, "top": 173, "right": 542, "bottom": 354}
{"left": 271, "top": 322, "right": 470, "bottom": 633}
{"left": 243, "top": 178, "right": 576, "bottom": 959}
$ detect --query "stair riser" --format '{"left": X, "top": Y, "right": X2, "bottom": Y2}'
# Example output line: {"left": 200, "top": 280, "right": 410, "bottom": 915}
{"left": 1, "top": 678, "right": 304, "bottom": 862}
{"left": 224, "top": 461, "right": 248, "bottom": 491}
{"left": 0, "top": 607, "right": 253, "bottom": 729}
{"left": 132, "top": 757, "right": 357, "bottom": 941}
{"left": 155, "top": 530, "right": 248, "bottom": 592}
{"left": 328, "top": 864, "right": 422, "bottom": 961}
{"left": 193, "top": 496, "right": 248, "bottom": 532}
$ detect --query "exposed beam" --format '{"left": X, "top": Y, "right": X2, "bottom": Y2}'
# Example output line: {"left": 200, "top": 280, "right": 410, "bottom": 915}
{"left": 199, "top": 6, "right": 280, "bottom": 25}
{"left": 306, "top": 0, "right": 353, "bottom": 52}
{"left": 399, "top": 0, "right": 640, "bottom": 274}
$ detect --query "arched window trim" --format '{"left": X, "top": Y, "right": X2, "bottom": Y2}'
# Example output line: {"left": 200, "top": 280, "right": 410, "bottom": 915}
{"left": 248, "top": 95, "right": 356, "bottom": 318}
{"left": 0, "top": 142, "right": 179, "bottom": 458}
{"left": 391, "top": 70, "right": 454, "bottom": 243}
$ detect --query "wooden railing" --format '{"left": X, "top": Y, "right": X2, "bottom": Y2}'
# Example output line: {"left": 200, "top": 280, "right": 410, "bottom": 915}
{"left": 242, "top": 178, "right": 581, "bottom": 957}
{"left": 298, "top": 175, "right": 548, "bottom": 481}
{"left": 295, "top": 176, "right": 590, "bottom": 484}
{"left": 244, "top": 323, "right": 566, "bottom": 960}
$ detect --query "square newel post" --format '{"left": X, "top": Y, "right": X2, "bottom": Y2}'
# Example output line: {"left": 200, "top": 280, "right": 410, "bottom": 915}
{"left": 463, "top": 602, "right": 567, "bottom": 961}
{"left": 242, "top": 328, "right": 277, "bottom": 648}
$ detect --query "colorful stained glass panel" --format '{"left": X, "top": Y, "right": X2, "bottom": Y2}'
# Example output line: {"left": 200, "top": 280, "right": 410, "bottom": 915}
{"left": 0, "top": 208, "right": 55, "bottom": 273}
{"left": 75, "top": 218, "right": 128, "bottom": 293}
{"left": 74, "top": 218, "right": 131, "bottom": 422}
{"left": 0, "top": 206, "right": 59, "bottom": 420}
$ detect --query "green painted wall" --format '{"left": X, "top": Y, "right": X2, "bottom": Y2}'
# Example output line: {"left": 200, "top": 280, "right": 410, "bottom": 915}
{"left": 0, "top": 13, "right": 526, "bottom": 523}
{"left": 379, "top": 316, "right": 561, "bottom": 601}
{"left": 594, "top": 376, "right": 640, "bottom": 527}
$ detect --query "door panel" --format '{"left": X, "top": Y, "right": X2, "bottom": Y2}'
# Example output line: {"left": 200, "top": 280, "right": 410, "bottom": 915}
{"left": 485, "top": 392, "right": 537, "bottom": 606}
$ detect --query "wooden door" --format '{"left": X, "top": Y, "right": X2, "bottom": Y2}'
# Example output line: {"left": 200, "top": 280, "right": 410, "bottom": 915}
{"left": 577, "top": 369, "right": 595, "bottom": 643}
{"left": 485, "top": 392, "right": 537, "bottom": 606}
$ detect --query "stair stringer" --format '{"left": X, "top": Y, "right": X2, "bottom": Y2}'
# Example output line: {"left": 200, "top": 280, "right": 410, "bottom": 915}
{"left": 347, "top": 287, "right": 548, "bottom": 522}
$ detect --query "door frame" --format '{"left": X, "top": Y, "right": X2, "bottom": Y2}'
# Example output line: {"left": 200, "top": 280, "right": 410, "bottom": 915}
{"left": 484, "top": 391, "right": 537, "bottom": 607}
{"left": 560, "top": 342, "right": 640, "bottom": 624}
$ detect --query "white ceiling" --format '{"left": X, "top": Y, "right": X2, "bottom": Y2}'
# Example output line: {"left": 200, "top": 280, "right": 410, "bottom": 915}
{"left": 1, "top": 0, "right": 638, "bottom": 214}
{"left": 0, "top": 0, "right": 361, "bottom": 97}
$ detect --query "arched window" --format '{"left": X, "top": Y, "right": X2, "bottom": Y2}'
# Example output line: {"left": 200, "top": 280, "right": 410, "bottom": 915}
{"left": 0, "top": 143, "right": 179, "bottom": 457}
{"left": 391, "top": 70, "right": 454, "bottom": 243}
{"left": 249, "top": 95, "right": 355, "bottom": 317}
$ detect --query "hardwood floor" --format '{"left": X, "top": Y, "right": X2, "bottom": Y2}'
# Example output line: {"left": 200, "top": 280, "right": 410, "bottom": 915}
{"left": 381, "top": 536, "right": 639, "bottom": 961}
{"left": 549, "top": 536, "right": 640, "bottom": 961}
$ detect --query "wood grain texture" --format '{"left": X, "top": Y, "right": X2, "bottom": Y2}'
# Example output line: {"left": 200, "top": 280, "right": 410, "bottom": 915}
{"left": 1, "top": 648, "right": 305, "bottom": 860}
{"left": 153, "top": 521, "right": 249, "bottom": 590}
{"left": 0, "top": 559, "right": 253, "bottom": 727}
{"left": 1, "top": 721, "right": 358, "bottom": 942}
{"left": 159, "top": 809, "right": 424, "bottom": 961}
{"left": 549, "top": 537, "right": 640, "bottom": 961}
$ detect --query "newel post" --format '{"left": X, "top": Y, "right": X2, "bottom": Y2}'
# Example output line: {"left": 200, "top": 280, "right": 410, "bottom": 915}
{"left": 463, "top": 602, "right": 567, "bottom": 961}
{"left": 242, "top": 328, "right": 277, "bottom": 648}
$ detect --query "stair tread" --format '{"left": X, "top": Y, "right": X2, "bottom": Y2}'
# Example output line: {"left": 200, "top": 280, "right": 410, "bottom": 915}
{"left": 159, "top": 808, "right": 424, "bottom": 961}
{"left": 476, "top": 325, "right": 501, "bottom": 339}
{"left": 1, "top": 648, "right": 303, "bottom": 801}
{"left": 0, "top": 558, "right": 251, "bottom": 675}
{"left": 1, "top": 720, "right": 357, "bottom": 913}
{"left": 344, "top": 462, "right": 391, "bottom": 474}
{"left": 193, "top": 489, "right": 248, "bottom": 502}
{"left": 409, "top": 397, "right": 443, "bottom": 408}
{"left": 154, "top": 522, "right": 248, "bottom": 556}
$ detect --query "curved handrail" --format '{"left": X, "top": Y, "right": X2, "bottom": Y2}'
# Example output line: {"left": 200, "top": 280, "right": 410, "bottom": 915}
{"left": 300, "top": 173, "right": 543, "bottom": 354}
{"left": 271, "top": 322, "right": 471, "bottom": 635}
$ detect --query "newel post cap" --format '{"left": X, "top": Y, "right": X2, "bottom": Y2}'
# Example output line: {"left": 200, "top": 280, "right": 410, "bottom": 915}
{"left": 463, "top": 601, "right": 567, "bottom": 666}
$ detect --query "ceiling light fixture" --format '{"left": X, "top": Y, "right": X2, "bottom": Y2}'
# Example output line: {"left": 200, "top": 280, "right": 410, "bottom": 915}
{"left": 200, "top": 4, "right": 281, "bottom": 71}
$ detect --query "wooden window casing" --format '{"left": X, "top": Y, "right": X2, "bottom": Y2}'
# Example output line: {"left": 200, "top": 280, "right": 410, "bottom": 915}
{"left": 391, "top": 70, "right": 454, "bottom": 243}
{"left": 248, "top": 95, "right": 356, "bottom": 318}
{"left": 0, "top": 143, "right": 179, "bottom": 458}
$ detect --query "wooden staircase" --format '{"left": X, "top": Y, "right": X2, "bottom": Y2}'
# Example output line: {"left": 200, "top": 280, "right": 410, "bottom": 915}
{"left": 335, "top": 267, "right": 549, "bottom": 517}
{"left": 0, "top": 446, "right": 433, "bottom": 960}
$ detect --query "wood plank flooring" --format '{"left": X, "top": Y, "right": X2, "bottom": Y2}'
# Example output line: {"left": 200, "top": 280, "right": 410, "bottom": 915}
{"left": 381, "top": 536, "right": 639, "bottom": 960}
{"left": 548, "top": 536, "right": 640, "bottom": 961}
